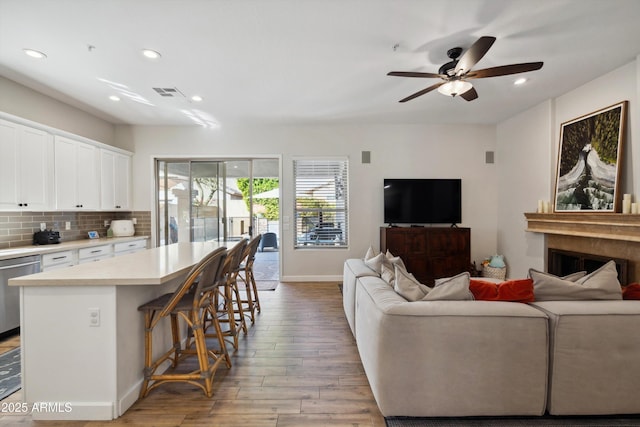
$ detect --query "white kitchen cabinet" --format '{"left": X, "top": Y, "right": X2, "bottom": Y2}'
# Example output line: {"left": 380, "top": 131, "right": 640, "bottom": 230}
{"left": 100, "top": 149, "right": 131, "bottom": 210}
{"left": 38, "top": 237, "right": 148, "bottom": 271}
{"left": 78, "top": 244, "right": 113, "bottom": 263}
{"left": 54, "top": 136, "right": 100, "bottom": 210}
{"left": 113, "top": 239, "right": 147, "bottom": 256}
{"left": 0, "top": 119, "right": 54, "bottom": 211}
{"left": 41, "top": 250, "right": 76, "bottom": 271}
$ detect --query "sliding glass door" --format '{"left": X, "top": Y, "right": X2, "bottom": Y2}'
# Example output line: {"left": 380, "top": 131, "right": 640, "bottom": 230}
{"left": 155, "top": 158, "right": 279, "bottom": 246}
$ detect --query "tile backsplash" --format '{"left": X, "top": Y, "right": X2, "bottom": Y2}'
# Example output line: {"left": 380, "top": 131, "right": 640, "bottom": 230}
{"left": 0, "top": 211, "right": 151, "bottom": 249}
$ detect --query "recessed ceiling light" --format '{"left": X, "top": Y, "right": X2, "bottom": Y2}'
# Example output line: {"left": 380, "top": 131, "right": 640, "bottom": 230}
{"left": 109, "top": 95, "right": 120, "bottom": 101}
{"left": 514, "top": 77, "right": 527, "bottom": 86}
{"left": 141, "top": 49, "right": 161, "bottom": 59}
{"left": 191, "top": 95, "right": 203, "bottom": 102}
{"left": 23, "top": 49, "right": 47, "bottom": 59}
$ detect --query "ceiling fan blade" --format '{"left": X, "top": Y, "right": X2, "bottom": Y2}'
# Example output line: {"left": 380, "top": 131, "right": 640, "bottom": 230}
{"left": 398, "top": 82, "right": 445, "bottom": 103}
{"left": 466, "top": 62, "right": 544, "bottom": 79}
{"left": 388, "top": 71, "right": 445, "bottom": 79}
{"left": 460, "top": 87, "right": 478, "bottom": 101}
{"left": 454, "top": 36, "right": 496, "bottom": 75}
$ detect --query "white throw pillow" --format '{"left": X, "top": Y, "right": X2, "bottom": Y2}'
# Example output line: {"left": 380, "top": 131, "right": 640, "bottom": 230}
{"left": 529, "top": 261, "right": 622, "bottom": 301}
{"left": 394, "top": 265, "right": 430, "bottom": 301}
{"left": 423, "top": 272, "right": 473, "bottom": 301}
{"left": 384, "top": 249, "right": 406, "bottom": 270}
{"left": 364, "top": 252, "right": 385, "bottom": 275}
{"left": 364, "top": 245, "right": 378, "bottom": 261}
{"left": 381, "top": 263, "right": 395, "bottom": 285}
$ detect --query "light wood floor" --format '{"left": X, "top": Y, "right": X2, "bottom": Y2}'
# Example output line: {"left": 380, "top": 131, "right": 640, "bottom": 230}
{"left": 0, "top": 282, "right": 386, "bottom": 426}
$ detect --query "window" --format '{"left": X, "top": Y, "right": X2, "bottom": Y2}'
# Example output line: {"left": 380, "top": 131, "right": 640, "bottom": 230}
{"left": 294, "top": 158, "right": 348, "bottom": 248}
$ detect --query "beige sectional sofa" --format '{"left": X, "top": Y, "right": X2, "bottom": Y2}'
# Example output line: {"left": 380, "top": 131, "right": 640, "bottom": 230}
{"left": 343, "top": 258, "right": 640, "bottom": 417}
{"left": 343, "top": 258, "right": 378, "bottom": 337}
{"left": 531, "top": 300, "right": 640, "bottom": 415}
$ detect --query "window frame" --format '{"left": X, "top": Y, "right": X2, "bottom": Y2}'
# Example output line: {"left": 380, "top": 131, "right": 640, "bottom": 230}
{"left": 293, "top": 157, "right": 349, "bottom": 249}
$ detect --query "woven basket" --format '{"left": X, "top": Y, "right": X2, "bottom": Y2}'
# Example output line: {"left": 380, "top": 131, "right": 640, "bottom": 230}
{"left": 482, "top": 265, "right": 506, "bottom": 280}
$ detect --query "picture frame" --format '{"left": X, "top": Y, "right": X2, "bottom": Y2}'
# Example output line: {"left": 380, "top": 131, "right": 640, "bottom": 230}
{"left": 553, "top": 101, "right": 628, "bottom": 212}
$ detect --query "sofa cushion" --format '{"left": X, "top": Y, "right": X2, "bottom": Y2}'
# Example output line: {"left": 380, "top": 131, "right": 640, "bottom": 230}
{"left": 529, "top": 261, "right": 622, "bottom": 301}
{"left": 423, "top": 272, "right": 473, "bottom": 301}
{"left": 530, "top": 300, "right": 640, "bottom": 415}
{"left": 343, "top": 259, "right": 380, "bottom": 338}
{"left": 470, "top": 278, "right": 535, "bottom": 303}
{"left": 393, "top": 265, "right": 430, "bottom": 301}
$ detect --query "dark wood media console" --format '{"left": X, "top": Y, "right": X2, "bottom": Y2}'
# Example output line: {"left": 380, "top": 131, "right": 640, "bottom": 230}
{"left": 380, "top": 226, "right": 470, "bottom": 285}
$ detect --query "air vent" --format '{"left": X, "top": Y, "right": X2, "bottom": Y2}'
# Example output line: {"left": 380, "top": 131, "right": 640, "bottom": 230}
{"left": 152, "top": 87, "right": 186, "bottom": 98}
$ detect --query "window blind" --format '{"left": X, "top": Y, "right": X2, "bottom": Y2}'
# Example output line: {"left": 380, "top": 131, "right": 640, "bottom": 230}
{"left": 293, "top": 159, "right": 348, "bottom": 248}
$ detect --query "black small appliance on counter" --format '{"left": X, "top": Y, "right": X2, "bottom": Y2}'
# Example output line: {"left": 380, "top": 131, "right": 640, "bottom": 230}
{"left": 33, "top": 230, "right": 60, "bottom": 245}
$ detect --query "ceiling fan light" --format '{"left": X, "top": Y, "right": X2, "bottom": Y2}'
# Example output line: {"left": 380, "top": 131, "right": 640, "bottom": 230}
{"left": 438, "top": 80, "right": 473, "bottom": 97}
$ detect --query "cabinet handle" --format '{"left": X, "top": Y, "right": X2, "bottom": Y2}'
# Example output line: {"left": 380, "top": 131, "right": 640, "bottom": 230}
{"left": 90, "top": 250, "right": 101, "bottom": 253}
{"left": 52, "top": 256, "right": 67, "bottom": 260}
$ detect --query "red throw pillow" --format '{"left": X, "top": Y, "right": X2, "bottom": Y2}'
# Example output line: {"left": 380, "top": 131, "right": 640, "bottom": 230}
{"left": 497, "top": 278, "right": 535, "bottom": 302}
{"left": 470, "top": 278, "right": 535, "bottom": 303}
{"left": 622, "top": 283, "right": 640, "bottom": 300}
{"left": 469, "top": 279, "right": 499, "bottom": 300}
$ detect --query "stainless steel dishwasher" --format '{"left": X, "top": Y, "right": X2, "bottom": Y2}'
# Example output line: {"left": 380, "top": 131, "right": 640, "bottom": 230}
{"left": 0, "top": 255, "right": 40, "bottom": 335}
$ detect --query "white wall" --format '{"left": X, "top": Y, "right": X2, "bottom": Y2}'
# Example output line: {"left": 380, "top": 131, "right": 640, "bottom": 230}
{"left": 496, "top": 101, "right": 553, "bottom": 277}
{"left": 497, "top": 58, "right": 639, "bottom": 277}
{"left": 0, "top": 76, "right": 120, "bottom": 148}
{"left": 128, "top": 123, "right": 498, "bottom": 281}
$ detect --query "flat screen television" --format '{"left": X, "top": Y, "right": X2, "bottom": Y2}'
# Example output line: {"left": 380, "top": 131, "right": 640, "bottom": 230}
{"left": 384, "top": 178, "right": 462, "bottom": 225}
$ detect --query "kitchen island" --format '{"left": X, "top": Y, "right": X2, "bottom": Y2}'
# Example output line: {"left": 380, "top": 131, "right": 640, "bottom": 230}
{"left": 9, "top": 241, "right": 233, "bottom": 421}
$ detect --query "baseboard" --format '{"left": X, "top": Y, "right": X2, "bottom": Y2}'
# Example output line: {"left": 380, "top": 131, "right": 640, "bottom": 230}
{"left": 30, "top": 401, "right": 114, "bottom": 420}
{"left": 118, "top": 350, "right": 172, "bottom": 416}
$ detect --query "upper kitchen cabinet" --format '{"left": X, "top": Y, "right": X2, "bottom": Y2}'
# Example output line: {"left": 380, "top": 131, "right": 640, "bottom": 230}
{"left": 54, "top": 136, "right": 100, "bottom": 210}
{"left": 0, "top": 119, "right": 54, "bottom": 211}
{"left": 100, "top": 149, "right": 131, "bottom": 210}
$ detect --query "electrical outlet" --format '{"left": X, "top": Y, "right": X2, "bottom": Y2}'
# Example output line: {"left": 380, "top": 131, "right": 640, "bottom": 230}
{"left": 132, "top": 218, "right": 137, "bottom": 225}
{"left": 65, "top": 221, "right": 71, "bottom": 230}
{"left": 88, "top": 308, "right": 100, "bottom": 327}
{"left": 104, "top": 220, "right": 110, "bottom": 227}
{"left": 40, "top": 223, "right": 46, "bottom": 231}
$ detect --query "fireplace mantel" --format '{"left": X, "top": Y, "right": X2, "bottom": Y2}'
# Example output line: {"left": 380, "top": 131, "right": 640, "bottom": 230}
{"left": 525, "top": 212, "right": 640, "bottom": 242}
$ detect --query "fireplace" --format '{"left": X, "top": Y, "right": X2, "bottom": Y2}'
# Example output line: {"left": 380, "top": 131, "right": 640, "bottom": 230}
{"left": 548, "top": 248, "right": 628, "bottom": 285}
{"left": 525, "top": 212, "right": 640, "bottom": 284}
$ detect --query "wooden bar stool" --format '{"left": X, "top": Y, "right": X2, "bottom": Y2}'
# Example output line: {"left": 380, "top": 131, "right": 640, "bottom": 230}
{"left": 237, "top": 234, "right": 262, "bottom": 323}
{"left": 138, "top": 247, "right": 228, "bottom": 398}
{"left": 209, "top": 239, "right": 248, "bottom": 350}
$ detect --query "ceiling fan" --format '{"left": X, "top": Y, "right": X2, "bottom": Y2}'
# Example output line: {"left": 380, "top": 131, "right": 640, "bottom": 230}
{"left": 387, "top": 36, "right": 543, "bottom": 102}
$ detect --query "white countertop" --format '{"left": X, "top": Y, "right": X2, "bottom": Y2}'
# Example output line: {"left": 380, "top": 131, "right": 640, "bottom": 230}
{"left": 0, "top": 236, "right": 149, "bottom": 261}
{"left": 9, "top": 241, "right": 232, "bottom": 287}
